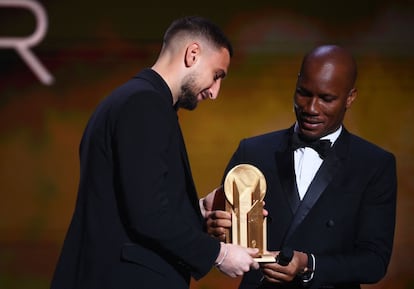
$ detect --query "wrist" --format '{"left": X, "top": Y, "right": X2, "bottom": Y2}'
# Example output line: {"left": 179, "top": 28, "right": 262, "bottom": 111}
{"left": 299, "top": 253, "right": 315, "bottom": 284}
{"left": 199, "top": 198, "right": 207, "bottom": 218}
{"left": 215, "top": 242, "right": 228, "bottom": 267}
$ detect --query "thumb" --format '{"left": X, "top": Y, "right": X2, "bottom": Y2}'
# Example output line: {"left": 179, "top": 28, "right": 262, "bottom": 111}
{"left": 246, "top": 247, "right": 260, "bottom": 256}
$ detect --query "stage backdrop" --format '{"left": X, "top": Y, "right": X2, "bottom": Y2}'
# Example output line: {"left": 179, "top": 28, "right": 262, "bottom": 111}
{"left": 0, "top": 1, "right": 413, "bottom": 288}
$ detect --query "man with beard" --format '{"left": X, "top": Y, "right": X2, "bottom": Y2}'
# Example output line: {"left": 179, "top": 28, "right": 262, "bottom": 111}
{"left": 50, "top": 16, "right": 259, "bottom": 289}
{"left": 205, "top": 44, "right": 397, "bottom": 289}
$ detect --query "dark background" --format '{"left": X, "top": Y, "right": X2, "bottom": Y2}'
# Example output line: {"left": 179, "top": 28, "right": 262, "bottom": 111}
{"left": 1, "top": 1, "right": 413, "bottom": 288}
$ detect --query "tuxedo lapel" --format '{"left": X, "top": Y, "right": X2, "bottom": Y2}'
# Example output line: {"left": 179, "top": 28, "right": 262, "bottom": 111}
{"left": 275, "top": 150, "right": 299, "bottom": 214}
{"left": 274, "top": 128, "right": 299, "bottom": 214}
{"left": 283, "top": 135, "right": 346, "bottom": 244}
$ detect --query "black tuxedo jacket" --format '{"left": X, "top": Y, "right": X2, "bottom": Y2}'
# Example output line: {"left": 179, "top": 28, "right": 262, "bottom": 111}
{"left": 224, "top": 127, "right": 397, "bottom": 289}
{"left": 50, "top": 69, "right": 220, "bottom": 289}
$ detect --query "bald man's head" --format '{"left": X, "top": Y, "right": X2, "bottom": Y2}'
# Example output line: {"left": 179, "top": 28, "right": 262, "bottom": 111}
{"left": 300, "top": 45, "right": 357, "bottom": 91}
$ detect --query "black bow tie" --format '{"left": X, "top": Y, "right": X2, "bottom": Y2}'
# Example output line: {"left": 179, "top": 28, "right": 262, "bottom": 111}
{"left": 291, "top": 133, "right": 332, "bottom": 159}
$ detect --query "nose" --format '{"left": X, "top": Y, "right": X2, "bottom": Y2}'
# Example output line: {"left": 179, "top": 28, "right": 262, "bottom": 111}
{"left": 209, "top": 79, "right": 222, "bottom": 100}
{"left": 304, "top": 96, "right": 319, "bottom": 115}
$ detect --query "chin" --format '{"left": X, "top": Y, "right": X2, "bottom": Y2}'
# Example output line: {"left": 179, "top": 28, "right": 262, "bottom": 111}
{"left": 299, "top": 129, "right": 321, "bottom": 140}
{"left": 179, "top": 102, "right": 198, "bottom": 111}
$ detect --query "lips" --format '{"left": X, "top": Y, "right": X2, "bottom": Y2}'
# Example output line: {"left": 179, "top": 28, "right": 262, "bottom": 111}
{"left": 299, "top": 118, "right": 323, "bottom": 130}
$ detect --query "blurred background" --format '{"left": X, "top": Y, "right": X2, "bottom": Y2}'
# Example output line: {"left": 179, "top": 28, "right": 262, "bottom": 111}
{"left": 0, "top": 0, "right": 413, "bottom": 288}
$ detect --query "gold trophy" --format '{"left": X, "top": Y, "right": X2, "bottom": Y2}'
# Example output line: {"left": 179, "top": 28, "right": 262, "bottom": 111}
{"left": 220, "top": 164, "right": 274, "bottom": 262}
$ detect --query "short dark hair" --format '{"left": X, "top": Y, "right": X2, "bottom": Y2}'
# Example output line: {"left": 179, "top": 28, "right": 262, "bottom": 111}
{"left": 163, "top": 16, "right": 233, "bottom": 57}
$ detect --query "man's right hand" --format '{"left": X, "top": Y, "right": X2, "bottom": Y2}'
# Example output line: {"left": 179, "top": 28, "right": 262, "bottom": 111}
{"left": 215, "top": 243, "right": 260, "bottom": 278}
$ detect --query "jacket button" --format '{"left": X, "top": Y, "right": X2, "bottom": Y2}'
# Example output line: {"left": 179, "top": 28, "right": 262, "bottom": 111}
{"left": 326, "top": 220, "right": 335, "bottom": 227}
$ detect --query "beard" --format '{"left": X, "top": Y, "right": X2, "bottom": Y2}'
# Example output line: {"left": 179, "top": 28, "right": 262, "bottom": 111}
{"left": 176, "top": 74, "right": 199, "bottom": 110}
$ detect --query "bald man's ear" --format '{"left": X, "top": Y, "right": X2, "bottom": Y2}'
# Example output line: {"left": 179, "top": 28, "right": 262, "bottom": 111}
{"left": 184, "top": 43, "right": 200, "bottom": 67}
{"left": 346, "top": 88, "right": 357, "bottom": 108}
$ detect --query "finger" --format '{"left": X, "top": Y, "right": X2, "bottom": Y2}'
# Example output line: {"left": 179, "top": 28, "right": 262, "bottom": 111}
{"left": 263, "top": 275, "right": 282, "bottom": 284}
{"left": 261, "top": 262, "right": 279, "bottom": 270}
{"left": 207, "top": 225, "right": 228, "bottom": 238}
{"left": 246, "top": 247, "right": 260, "bottom": 257}
{"left": 262, "top": 267, "right": 291, "bottom": 282}
{"left": 218, "top": 232, "right": 227, "bottom": 241}
{"left": 206, "top": 225, "right": 220, "bottom": 236}
{"left": 208, "top": 217, "right": 231, "bottom": 229}
{"left": 208, "top": 218, "right": 231, "bottom": 232}
{"left": 214, "top": 218, "right": 232, "bottom": 228}
{"left": 262, "top": 268, "right": 283, "bottom": 281}
{"left": 251, "top": 261, "right": 259, "bottom": 270}
{"left": 211, "top": 210, "right": 232, "bottom": 220}
{"left": 212, "top": 228, "right": 226, "bottom": 237}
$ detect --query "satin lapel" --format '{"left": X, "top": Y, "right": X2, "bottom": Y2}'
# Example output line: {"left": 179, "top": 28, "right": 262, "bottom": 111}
{"left": 275, "top": 150, "right": 299, "bottom": 214}
{"left": 283, "top": 147, "right": 343, "bottom": 243}
{"left": 275, "top": 128, "right": 299, "bottom": 214}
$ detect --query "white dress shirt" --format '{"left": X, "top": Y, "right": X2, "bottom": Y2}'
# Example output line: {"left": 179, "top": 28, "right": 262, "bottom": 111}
{"left": 294, "top": 125, "right": 342, "bottom": 200}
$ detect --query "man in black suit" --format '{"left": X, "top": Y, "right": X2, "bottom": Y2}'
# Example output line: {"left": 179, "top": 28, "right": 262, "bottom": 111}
{"left": 205, "top": 44, "right": 397, "bottom": 289}
{"left": 50, "top": 16, "right": 259, "bottom": 289}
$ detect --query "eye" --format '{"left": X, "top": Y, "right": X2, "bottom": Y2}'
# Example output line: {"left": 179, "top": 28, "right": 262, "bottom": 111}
{"left": 296, "top": 87, "right": 311, "bottom": 97}
{"left": 214, "top": 71, "right": 226, "bottom": 81}
{"left": 320, "top": 94, "right": 336, "bottom": 103}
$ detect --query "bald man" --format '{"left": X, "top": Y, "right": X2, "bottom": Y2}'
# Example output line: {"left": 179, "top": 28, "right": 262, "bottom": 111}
{"left": 206, "top": 45, "right": 397, "bottom": 289}
{"left": 50, "top": 16, "right": 260, "bottom": 289}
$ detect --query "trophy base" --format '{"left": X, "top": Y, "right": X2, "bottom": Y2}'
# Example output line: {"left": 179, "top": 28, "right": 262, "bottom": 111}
{"left": 254, "top": 254, "right": 276, "bottom": 263}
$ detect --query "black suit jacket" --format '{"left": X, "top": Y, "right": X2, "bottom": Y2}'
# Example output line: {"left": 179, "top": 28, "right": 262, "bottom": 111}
{"left": 50, "top": 68, "right": 220, "bottom": 289}
{"left": 224, "top": 127, "right": 397, "bottom": 289}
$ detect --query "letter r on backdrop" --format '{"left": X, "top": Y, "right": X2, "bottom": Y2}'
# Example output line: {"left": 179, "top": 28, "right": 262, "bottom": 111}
{"left": 0, "top": 0, "right": 54, "bottom": 85}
